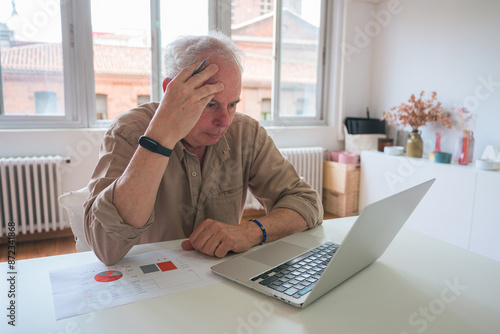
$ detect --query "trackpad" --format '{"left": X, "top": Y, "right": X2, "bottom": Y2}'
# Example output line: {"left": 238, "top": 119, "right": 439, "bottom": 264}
{"left": 243, "top": 241, "right": 309, "bottom": 267}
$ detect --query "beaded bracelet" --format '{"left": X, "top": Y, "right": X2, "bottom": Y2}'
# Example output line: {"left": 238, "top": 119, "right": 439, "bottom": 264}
{"left": 249, "top": 219, "right": 267, "bottom": 244}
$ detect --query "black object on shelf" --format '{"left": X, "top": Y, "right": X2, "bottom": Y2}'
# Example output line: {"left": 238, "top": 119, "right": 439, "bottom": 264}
{"left": 345, "top": 108, "right": 386, "bottom": 134}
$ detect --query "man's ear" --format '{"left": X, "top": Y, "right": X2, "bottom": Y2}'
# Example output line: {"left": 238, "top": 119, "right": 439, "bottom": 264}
{"left": 162, "top": 78, "right": 172, "bottom": 93}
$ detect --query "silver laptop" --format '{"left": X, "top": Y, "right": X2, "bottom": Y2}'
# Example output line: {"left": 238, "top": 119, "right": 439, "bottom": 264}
{"left": 211, "top": 178, "right": 435, "bottom": 308}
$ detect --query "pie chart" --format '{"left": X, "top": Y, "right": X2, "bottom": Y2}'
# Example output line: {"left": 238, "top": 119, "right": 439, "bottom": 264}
{"left": 94, "top": 270, "right": 123, "bottom": 283}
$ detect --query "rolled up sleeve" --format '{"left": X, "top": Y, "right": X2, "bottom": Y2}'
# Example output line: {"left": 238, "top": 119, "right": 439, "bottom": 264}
{"left": 84, "top": 180, "right": 154, "bottom": 265}
{"left": 83, "top": 108, "right": 155, "bottom": 265}
{"left": 246, "top": 121, "right": 323, "bottom": 229}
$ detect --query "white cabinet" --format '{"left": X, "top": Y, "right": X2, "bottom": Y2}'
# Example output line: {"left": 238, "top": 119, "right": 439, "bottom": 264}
{"left": 359, "top": 151, "right": 500, "bottom": 261}
{"left": 470, "top": 171, "right": 500, "bottom": 261}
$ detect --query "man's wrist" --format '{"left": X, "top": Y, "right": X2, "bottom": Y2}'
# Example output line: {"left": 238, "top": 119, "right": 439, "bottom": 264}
{"left": 144, "top": 127, "right": 178, "bottom": 149}
{"left": 248, "top": 219, "right": 267, "bottom": 245}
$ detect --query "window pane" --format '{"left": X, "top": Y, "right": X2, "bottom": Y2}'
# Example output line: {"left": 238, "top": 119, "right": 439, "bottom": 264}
{"left": 35, "top": 91, "right": 57, "bottom": 114}
{"left": 279, "top": 0, "right": 321, "bottom": 118}
{"left": 96, "top": 93, "right": 108, "bottom": 120}
{"left": 231, "top": 0, "right": 274, "bottom": 121}
{"left": 137, "top": 94, "right": 150, "bottom": 105}
{"left": 261, "top": 98, "right": 271, "bottom": 120}
{"left": 0, "top": 0, "right": 65, "bottom": 116}
{"left": 160, "top": 1, "right": 209, "bottom": 78}
{"left": 90, "top": 0, "right": 151, "bottom": 121}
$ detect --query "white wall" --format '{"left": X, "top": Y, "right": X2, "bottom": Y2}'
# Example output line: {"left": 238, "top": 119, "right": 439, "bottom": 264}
{"left": 342, "top": 0, "right": 377, "bottom": 119}
{"left": 370, "top": 0, "right": 500, "bottom": 158}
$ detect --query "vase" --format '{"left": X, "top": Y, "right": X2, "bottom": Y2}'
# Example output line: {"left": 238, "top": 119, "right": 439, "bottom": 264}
{"left": 433, "top": 132, "right": 441, "bottom": 153}
{"left": 406, "top": 130, "right": 423, "bottom": 158}
{"left": 467, "top": 131, "right": 475, "bottom": 162}
{"left": 459, "top": 131, "right": 470, "bottom": 165}
{"left": 454, "top": 130, "right": 475, "bottom": 164}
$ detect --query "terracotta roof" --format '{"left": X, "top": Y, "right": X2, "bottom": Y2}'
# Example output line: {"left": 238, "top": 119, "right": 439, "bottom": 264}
{"left": 232, "top": 9, "right": 318, "bottom": 39}
{"left": 93, "top": 44, "right": 150, "bottom": 76}
{"left": 1, "top": 43, "right": 151, "bottom": 76}
{"left": 1, "top": 42, "right": 315, "bottom": 83}
{"left": 1, "top": 43, "right": 63, "bottom": 73}
{"left": 242, "top": 54, "right": 317, "bottom": 85}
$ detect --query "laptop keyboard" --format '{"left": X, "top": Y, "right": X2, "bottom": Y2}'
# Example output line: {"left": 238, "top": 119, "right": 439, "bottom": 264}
{"left": 251, "top": 242, "right": 339, "bottom": 299}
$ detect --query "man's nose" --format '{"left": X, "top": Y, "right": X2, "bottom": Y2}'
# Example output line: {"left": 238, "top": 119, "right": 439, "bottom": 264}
{"left": 213, "top": 106, "right": 231, "bottom": 128}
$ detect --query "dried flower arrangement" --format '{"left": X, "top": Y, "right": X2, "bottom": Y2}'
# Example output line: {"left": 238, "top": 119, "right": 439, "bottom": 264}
{"left": 382, "top": 91, "right": 452, "bottom": 131}
{"left": 455, "top": 107, "right": 476, "bottom": 133}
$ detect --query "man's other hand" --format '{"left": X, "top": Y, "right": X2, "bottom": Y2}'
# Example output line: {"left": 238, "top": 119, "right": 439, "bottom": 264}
{"left": 181, "top": 219, "right": 262, "bottom": 257}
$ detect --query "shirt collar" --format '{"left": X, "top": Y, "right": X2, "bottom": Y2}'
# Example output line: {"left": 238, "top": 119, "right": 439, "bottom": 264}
{"left": 174, "top": 134, "right": 230, "bottom": 163}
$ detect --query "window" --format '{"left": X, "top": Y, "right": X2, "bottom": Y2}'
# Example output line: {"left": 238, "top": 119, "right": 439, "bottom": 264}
{"left": 231, "top": 0, "right": 326, "bottom": 124}
{"left": 0, "top": 0, "right": 66, "bottom": 119}
{"left": 90, "top": 0, "right": 151, "bottom": 123}
{"left": 278, "top": 0, "right": 322, "bottom": 120}
{"left": 260, "top": 0, "right": 273, "bottom": 15}
{"left": 88, "top": 0, "right": 209, "bottom": 125}
{"left": 295, "top": 98, "right": 306, "bottom": 116}
{"left": 0, "top": 0, "right": 329, "bottom": 129}
{"left": 261, "top": 98, "right": 271, "bottom": 121}
{"left": 35, "top": 92, "right": 57, "bottom": 115}
{"left": 95, "top": 94, "right": 108, "bottom": 120}
{"left": 137, "top": 94, "right": 150, "bottom": 105}
{"left": 160, "top": 0, "right": 209, "bottom": 81}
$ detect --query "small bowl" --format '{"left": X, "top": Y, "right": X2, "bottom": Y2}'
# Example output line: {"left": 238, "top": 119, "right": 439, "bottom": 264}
{"left": 384, "top": 146, "right": 404, "bottom": 156}
{"left": 434, "top": 152, "right": 452, "bottom": 164}
{"left": 476, "top": 159, "right": 500, "bottom": 171}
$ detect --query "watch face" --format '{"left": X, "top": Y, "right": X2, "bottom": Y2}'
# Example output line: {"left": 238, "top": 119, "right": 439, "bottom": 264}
{"left": 140, "top": 136, "right": 158, "bottom": 152}
{"left": 139, "top": 136, "right": 172, "bottom": 157}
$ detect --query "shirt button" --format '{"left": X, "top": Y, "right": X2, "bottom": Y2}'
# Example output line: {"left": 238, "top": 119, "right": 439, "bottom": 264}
{"left": 191, "top": 172, "right": 197, "bottom": 176}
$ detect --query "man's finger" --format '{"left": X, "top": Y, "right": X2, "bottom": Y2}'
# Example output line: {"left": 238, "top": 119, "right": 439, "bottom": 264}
{"left": 189, "top": 219, "right": 217, "bottom": 251}
{"left": 176, "top": 62, "right": 218, "bottom": 83}
{"left": 201, "top": 228, "right": 228, "bottom": 256}
{"left": 188, "top": 219, "right": 211, "bottom": 244}
{"left": 181, "top": 239, "right": 195, "bottom": 250}
{"left": 214, "top": 238, "right": 232, "bottom": 258}
{"left": 190, "top": 63, "right": 219, "bottom": 84}
{"left": 198, "top": 83, "right": 224, "bottom": 103}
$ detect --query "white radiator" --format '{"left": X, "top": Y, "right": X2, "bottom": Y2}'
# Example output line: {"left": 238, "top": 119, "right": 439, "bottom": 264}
{"left": 245, "top": 147, "right": 324, "bottom": 210}
{"left": 0, "top": 156, "right": 67, "bottom": 237}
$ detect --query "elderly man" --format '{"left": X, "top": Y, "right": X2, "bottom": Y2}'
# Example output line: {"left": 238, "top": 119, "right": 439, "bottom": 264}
{"left": 84, "top": 31, "right": 323, "bottom": 265}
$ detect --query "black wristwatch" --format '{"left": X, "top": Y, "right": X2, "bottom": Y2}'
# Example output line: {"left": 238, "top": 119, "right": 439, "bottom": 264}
{"left": 138, "top": 136, "right": 173, "bottom": 157}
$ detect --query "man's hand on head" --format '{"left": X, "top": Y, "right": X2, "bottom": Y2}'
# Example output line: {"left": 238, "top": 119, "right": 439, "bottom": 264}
{"left": 181, "top": 219, "right": 263, "bottom": 257}
{"left": 145, "top": 60, "right": 224, "bottom": 148}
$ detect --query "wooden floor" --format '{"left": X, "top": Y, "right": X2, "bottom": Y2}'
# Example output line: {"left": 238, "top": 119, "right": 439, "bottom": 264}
{"left": 0, "top": 211, "right": 338, "bottom": 262}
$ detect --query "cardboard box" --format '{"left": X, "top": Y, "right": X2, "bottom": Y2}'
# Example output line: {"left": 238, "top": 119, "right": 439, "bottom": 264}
{"left": 322, "top": 189, "right": 359, "bottom": 217}
{"left": 323, "top": 160, "right": 360, "bottom": 194}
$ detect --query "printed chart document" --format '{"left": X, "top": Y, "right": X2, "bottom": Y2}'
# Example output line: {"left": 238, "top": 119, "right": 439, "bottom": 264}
{"left": 49, "top": 248, "right": 223, "bottom": 319}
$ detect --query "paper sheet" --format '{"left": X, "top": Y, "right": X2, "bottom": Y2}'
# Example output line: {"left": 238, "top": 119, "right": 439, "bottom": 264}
{"left": 49, "top": 248, "right": 223, "bottom": 319}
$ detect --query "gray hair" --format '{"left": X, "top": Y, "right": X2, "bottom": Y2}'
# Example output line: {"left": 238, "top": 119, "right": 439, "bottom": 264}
{"left": 162, "top": 30, "right": 245, "bottom": 79}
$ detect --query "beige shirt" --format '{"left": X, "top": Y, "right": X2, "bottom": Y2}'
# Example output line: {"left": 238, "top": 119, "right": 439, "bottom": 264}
{"left": 84, "top": 102, "right": 323, "bottom": 264}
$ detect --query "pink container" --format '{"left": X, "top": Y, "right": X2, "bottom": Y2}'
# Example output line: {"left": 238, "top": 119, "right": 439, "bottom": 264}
{"left": 328, "top": 151, "right": 344, "bottom": 162}
{"left": 338, "top": 152, "right": 359, "bottom": 164}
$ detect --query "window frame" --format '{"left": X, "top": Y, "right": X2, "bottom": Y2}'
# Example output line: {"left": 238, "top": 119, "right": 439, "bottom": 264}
{"left": 260, "top": 0, "right": 329, "bottom": 127}
{"left": 0, "top": 0, "right": 331, "bottom": 129}
{"left": 0, "top": 0, "right": 87, "bottom": 128}
{"left": 0, "top": 59, "right": 4, "bottom": 115}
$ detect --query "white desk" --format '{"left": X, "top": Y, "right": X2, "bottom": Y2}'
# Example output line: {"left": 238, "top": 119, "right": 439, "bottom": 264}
{"left": 2, "top": 218, "right": 500, "bottom": 334}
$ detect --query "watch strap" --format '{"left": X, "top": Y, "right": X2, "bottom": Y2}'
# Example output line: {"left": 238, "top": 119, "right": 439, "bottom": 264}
{"left": 138, "top": 135, "right": 173, "bottom": 157}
